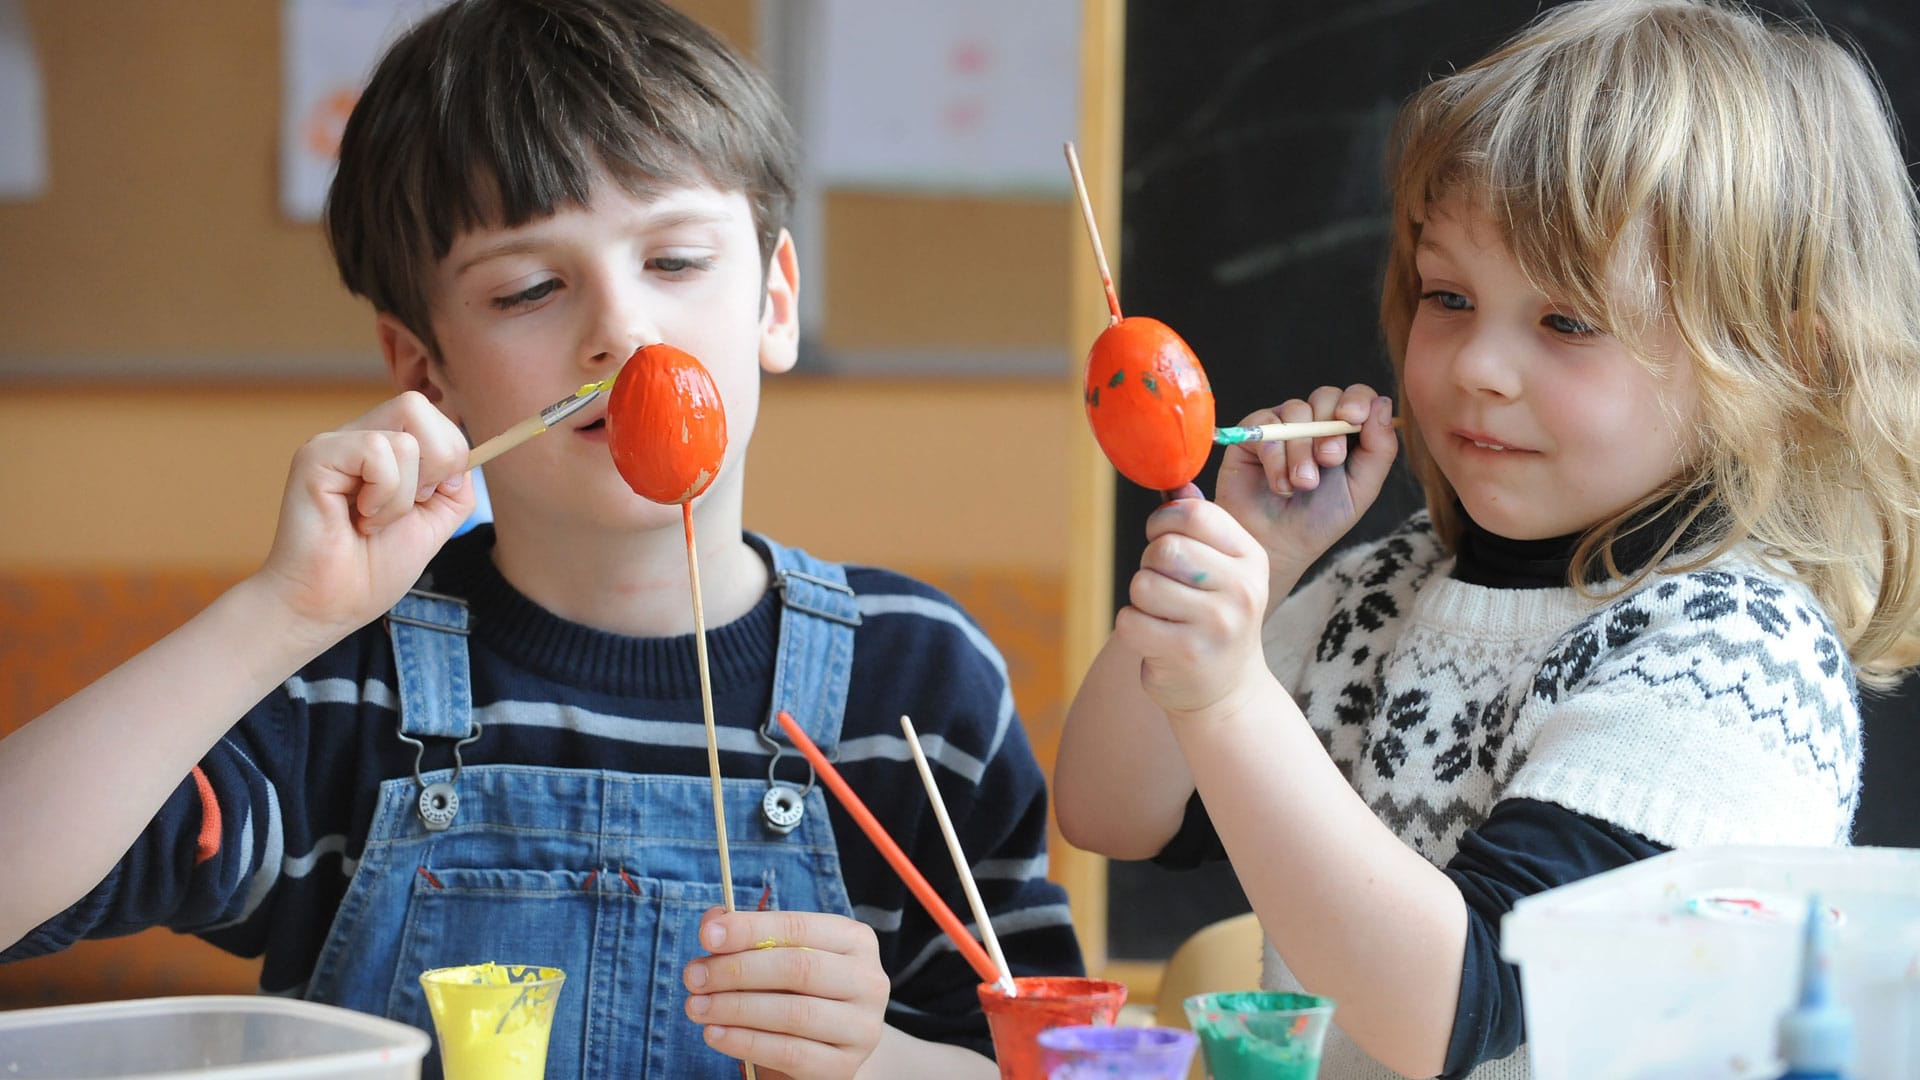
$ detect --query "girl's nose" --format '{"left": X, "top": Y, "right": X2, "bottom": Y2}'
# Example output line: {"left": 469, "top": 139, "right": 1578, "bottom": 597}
{"left": 1451, "top": 323, "right": 1522, "bottom": 398}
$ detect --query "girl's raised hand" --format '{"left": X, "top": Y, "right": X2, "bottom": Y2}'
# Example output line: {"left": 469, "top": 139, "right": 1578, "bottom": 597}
{"left": 1215, "top": 385, "right": 1397, "bottom": 610}
{"left": 1116, "top": 491, "right": 1275, "bottom": 723}
{"left": 684, "top": 908, "right": 890, "bottom": 1080}
{"left": 256, "top": 391, "right": 475, "bottom": 642}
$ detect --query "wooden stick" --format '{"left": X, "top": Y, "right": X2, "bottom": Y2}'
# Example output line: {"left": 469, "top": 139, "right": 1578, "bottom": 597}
{"left": 685, "top": 504, "right": 753, "bottom": 1080}
{"left": 773, "top": 711, "right": 1003, "bottom": 985}
{"left": 683, "top": 503, "right": 735, "bottom": 907}
{"left": 1214, "top": 416, "right": 1404, "bottom": 446}
{"left": 1063, "top": 141, "right": 1123, "bottom": 325}
{"left": 899, "top": 716, "right": 1016, "bottom": 998}
{"left": 465, "top": 413, "right": 548, "bottom": 469}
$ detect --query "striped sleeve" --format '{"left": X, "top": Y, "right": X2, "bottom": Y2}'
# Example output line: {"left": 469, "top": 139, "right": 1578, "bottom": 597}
{"left": 836, "top": 569, "right": 1085, "bottom": 1053}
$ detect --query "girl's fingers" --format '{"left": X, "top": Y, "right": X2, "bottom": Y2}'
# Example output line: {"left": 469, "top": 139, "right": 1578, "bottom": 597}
{"left": 1342, "top": 394, "right": 1401, "bottom": 500}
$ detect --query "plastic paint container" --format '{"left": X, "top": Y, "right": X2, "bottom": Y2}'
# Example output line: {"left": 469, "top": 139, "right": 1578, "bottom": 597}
{"left": 419, "top": 963, "right": 566, "bottom": 1080}
{"left": 978, "top": 976, "right": 1129, "bottom": 1080}
{"left": 1182, "top": 991, "right": 1333, "bottom": 1080}
{"left": 0, "top": 995, "right": 429, "bottom": 1078}
{"left": 1502, "top": 845, "right": 1920, "bottom": 1080}
{"left": 1038, "top": 1024, "right": 1197, "bottom": 1079}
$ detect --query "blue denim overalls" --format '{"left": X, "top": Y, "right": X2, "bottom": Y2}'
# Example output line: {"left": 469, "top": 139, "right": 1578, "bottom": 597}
{"left": 305, "top": 537, "right": 860, "bottom": 1079}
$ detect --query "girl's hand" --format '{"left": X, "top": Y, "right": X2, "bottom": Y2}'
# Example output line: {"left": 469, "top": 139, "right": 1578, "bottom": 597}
{"left": 1116, "top": 494, "right": 1275, "bottom": 723}
{"left": 684, "top": 908, "right": 890, "bottom": 1080}
{"left": 1216, "top": 385, "right": 1398, "bottom": 612}
{"left": 255, "top": 391, "right": 475, "bottom": 643}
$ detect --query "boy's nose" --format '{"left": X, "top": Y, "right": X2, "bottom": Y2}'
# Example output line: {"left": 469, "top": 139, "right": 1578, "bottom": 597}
{"left": 582, "top": 279, "right": 658, "bottom": 369}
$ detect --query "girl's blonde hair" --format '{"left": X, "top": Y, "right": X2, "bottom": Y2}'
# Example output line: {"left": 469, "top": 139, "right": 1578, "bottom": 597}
{"left": 1381, "top": 0, "right": 1920, "bottom": 685}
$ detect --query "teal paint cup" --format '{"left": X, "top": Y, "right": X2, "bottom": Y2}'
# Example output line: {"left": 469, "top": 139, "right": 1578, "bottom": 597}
{"left": 1182, "top": 991, "right": 1334, "bottom": 1080}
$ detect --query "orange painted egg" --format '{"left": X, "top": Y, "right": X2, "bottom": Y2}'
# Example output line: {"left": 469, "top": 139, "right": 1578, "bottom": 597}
{"left": 606, "top": 343, "right": 728, "bottom": 505}
{"left": 1082, "top": 316, "right": 1214, "bottom": 491}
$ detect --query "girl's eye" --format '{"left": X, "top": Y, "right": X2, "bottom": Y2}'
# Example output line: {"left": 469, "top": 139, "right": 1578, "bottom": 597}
{"left": 1419, "top": 289, "right": 1470, "bottom": 311}
{"left": 1544, "top": 312, "right": 1598, "bottom": 335}
{"left": 647, "top": 255, "right": 716, "bottom": 276}
{"left": 491, "top": 279, "right": 560, "bottom": 310}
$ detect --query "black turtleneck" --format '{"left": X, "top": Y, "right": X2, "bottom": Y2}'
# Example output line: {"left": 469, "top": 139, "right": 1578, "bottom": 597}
{"left": 1451, "top": 495, "right": 1718, "bottom": 589}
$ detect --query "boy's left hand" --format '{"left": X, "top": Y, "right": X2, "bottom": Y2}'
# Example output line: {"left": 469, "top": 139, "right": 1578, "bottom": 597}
{"left": 685, "top": 907, "right": 890, "bottom": 1080}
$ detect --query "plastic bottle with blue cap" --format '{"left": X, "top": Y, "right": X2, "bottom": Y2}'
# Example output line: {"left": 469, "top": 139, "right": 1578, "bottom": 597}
{"left": 1775, "top": 892, "right": 1853, "bottom": 1079}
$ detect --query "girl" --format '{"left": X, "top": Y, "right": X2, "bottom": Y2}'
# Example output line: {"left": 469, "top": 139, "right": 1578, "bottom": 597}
{"left": 1055, "top": 2, "right": 1920, "bottom": 1077}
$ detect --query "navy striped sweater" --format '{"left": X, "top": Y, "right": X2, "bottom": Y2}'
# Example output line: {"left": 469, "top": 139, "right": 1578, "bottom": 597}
{"left": 6, "top": 527, "right": 1084, "bottom": 1053}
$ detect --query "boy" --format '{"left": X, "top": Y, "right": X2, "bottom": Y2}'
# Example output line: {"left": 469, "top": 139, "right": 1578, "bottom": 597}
{"left": 0, "top": 2, "right": 1082, "bottom": 1077}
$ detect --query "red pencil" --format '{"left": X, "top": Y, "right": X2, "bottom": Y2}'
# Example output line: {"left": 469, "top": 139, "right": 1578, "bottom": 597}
{"left": 773, "top": 711, "right": 1002, "bottom": 985}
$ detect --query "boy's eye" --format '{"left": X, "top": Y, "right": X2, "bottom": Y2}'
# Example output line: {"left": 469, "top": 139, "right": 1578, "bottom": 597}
{"left": 1544, "top": 312, "right": 1597, "bottom": 335}
{"left": 491, "top": 279, "right": 560, "bottom": 310}
{"left": 648, "top": 255, "right": 716, "bottom": 275}
{"left": 1419, "top": 289, "right": 1470, "bottom": 311}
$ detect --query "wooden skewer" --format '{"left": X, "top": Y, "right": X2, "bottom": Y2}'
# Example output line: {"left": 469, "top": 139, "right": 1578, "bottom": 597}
{"left": 1064, "top": 141, "right": 1123, "bottom": 325}
{"left": 899, "top": 716, "right": 1016, "bottom": 998}
{"left": 773, "top": 711, "right": 1004, "bottom": 985}
{"left": 1214, "top": 416, "right": 1405, "bottom": 445}
{"left": 683, "top": 505, "right": 756, "bottom": 1080}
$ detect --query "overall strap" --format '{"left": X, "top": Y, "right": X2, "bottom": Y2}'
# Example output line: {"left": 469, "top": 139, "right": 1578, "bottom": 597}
{"left": 755, "top": 534, "right": 861, "bottom": 756}
{"left": 384, "top": 587, "right": 475, "bottom": 739}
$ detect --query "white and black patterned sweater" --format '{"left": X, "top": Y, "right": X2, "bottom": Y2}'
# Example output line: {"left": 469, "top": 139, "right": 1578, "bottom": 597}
{"left": 1255, "top": 511, "right": 1862, "bottom": 1080}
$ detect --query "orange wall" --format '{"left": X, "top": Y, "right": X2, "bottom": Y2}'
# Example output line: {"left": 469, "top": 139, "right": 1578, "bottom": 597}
{"left": 0, "top": 378, "right": 1076, "bottom": 574}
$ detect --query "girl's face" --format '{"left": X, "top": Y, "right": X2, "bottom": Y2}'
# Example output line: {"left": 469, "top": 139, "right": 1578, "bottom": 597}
{"left": 1402, "top": 200, "right": 1701, "bottom": 540}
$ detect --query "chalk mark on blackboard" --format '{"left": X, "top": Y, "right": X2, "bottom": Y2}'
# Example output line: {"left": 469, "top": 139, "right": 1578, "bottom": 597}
{"left": 1128, "top": 0, "right": 1438, "bottom": 183}
{"left": 1212, "top": 215, "right": 1389, "bottom": 286}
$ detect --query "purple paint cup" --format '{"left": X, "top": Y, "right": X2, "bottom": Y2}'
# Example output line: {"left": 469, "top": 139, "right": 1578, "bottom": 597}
{"left": 1037, "top": 1025, "right": 1199, "bottom": 1079}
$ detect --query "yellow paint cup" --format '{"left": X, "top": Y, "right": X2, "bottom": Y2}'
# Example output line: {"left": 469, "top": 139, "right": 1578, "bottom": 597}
{"left": 419, "top": 962, "right": 566, "bottom": 1080}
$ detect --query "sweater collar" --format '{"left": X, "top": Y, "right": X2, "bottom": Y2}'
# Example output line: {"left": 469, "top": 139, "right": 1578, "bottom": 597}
{"left": 423, "top": 526, "right": 781, "bottom": 697}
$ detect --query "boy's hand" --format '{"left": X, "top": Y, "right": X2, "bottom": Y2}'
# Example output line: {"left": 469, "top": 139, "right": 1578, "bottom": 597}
{"left": 257, "top": 391, "right": 475, "bottom": 641}
{"left": 1116, "top": 494, "right": 1274, "bottom": 723}
{"left": 684, "top": 907, "right": 890, "bottom": 1080}
{"left": 1215, "top": 385, "right": 1397, "bottom": 613}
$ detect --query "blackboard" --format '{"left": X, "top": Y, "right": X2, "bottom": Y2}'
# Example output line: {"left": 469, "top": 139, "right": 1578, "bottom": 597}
{"left": 1106, "top": 0, "right": 1920, "bottom": 962}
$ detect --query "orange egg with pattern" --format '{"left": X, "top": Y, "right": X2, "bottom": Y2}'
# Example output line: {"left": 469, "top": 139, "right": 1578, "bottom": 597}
{"left": 1082, "top": 316, "right": 1215, "bottom": 491}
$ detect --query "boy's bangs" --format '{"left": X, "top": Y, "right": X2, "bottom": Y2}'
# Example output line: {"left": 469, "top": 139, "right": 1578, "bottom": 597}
{"left": 422, "top": 31, "right": 753, "bottom": 254}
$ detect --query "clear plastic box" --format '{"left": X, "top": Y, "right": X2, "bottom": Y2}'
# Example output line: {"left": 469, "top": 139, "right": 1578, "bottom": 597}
{"left": 0, "top": 994, "right": 430, "bottom": 1078}
{"left": 1502, "top": 845, "right": 1920, "bottom": 1080}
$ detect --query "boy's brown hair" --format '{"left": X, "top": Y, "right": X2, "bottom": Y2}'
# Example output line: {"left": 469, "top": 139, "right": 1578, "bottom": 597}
{"left": 325, "top": 0, "right": 798, "bottom": 358}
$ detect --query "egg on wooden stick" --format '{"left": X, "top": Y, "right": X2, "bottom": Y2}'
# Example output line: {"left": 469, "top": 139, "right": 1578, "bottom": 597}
{"left": 1064, "top": 143, "right": 1215, "bottom": 494}
{"left": 601, "top": 343, "right": 749, "bottom": 1043}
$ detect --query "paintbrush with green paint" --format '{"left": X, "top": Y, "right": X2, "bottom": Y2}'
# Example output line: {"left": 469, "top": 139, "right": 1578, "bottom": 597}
{"left": 464, "top": 377, "right": 618, "bottom": 469}
{"left": 1215, "top": 415, "right": 1405, "bottom": 446}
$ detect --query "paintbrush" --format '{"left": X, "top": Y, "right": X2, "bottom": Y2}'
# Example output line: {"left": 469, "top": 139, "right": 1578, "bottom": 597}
{"left": 772, "top": 711, "right": 1004, "bottom": 986}
{"left": 464, "top": 378, "right": 616, "bottom": 469}
{"left": 1214, "top": 415, "right": 1405, "bottom": 445}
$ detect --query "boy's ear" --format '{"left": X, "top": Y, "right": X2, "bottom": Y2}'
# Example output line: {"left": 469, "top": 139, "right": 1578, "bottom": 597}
{"left": 759, "top": 229, "right": 800, "bottom": 375}
{"left": 377, "top": 314, "right": 460, "bottom": 424}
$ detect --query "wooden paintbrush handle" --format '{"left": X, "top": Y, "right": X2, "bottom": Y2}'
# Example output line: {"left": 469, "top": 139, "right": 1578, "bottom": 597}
{"left": 465, "top": 413, "right": 548, "bottom": 469}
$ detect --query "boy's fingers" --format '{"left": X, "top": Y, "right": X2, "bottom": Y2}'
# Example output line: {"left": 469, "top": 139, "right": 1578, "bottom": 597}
{"left": 688, "top": 944, "right": 884, "bottom": 1002}
{"left": 700, "top": 909, "right": 878, "bottom": 959}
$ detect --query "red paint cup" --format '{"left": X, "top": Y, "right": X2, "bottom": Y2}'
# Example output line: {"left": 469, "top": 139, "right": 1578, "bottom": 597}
{"left": 978, "top": 976, "right": 1130, "bottom": 1080}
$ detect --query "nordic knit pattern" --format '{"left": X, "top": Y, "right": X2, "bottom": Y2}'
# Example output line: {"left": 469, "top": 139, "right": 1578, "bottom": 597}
{"left": 1256, "top": 512, "right": 1860, "bottom": 1080}
{"left": 4, "top": 528, "right": 1083, "bottom": 1055}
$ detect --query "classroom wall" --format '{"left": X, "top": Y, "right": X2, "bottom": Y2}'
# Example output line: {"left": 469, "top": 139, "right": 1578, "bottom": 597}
{"left": 0, "top": 0, "right": 1118, "bottom": 1005}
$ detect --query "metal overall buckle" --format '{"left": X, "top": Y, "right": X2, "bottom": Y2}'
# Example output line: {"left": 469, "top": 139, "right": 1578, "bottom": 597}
{"left": 757, "top": 715, "right": 816, "bottom": 835}
{"left": 395, "top": 722, "right": 483, "bottom": 831}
